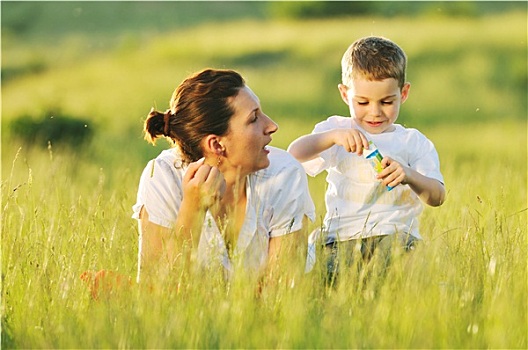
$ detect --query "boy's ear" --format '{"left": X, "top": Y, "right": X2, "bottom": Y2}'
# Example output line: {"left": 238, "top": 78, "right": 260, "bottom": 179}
{"left": 338, "top": 84, "right": 350, "bottom": 105}
{"left": 401, "top": 82, "right": 411, "bottom": 103}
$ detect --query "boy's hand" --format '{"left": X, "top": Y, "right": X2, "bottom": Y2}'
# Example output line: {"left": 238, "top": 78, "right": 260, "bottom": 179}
{"left": 378, "top": 156, "right": 446, "bottom": 206}
{"left": 331, "top": 129, "right": 370, "bottom": 155}
{"left": 377, "top": 157, "right": 409, "bottom": 189}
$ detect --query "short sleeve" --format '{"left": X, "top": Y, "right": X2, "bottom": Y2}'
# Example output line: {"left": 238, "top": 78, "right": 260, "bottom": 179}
{"left": 132, "top": 157, "right": 183, "bottom": 228}
{"left": 411, "top": 133, "right": 444, "bottom": 185}
{"left": 263, "top": 152, "right": 316, "bottom": 237}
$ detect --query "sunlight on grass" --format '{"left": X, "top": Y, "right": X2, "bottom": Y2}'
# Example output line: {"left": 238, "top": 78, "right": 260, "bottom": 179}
{"left": 2, "top": 119, "right": 525, "bottom": 348}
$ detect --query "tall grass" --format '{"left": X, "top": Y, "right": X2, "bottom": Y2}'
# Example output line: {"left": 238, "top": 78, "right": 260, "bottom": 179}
{"left": 2, "top": 120, "right": 526, "bottom": 348}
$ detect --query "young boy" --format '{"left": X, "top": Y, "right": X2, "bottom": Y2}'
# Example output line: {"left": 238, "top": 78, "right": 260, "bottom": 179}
{"left": 288, "top": 36, "right": 445, "bottom": 277}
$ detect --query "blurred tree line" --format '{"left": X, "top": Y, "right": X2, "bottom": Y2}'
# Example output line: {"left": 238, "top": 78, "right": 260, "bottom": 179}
{"left": 269, "top": 1, "right": 488, "bottom": 18}
{"left": 2, "top": 1, "right": 525, "bottom": 38}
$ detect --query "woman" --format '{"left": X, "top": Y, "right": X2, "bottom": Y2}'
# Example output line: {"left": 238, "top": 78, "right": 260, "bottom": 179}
{"left": 132, "top": 68, "right": 315, "bottom": 284}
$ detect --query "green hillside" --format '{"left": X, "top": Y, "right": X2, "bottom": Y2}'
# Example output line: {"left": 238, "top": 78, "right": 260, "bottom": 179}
{"left": 2, "top": 7, "right": 526, "bottom": 162}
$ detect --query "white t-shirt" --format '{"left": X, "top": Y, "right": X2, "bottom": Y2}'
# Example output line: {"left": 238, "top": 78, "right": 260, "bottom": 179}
{"left": 302, "top": 116, "right": 444, "bottom": 244}
{"left": 132, "top": 146, "right": 315, "bottom": 280}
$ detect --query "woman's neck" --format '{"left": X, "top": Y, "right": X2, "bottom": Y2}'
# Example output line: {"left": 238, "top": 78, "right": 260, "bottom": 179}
{"left": 215, "top": 172, "right": 247, "bottom": 254}
{"left": 223, "top": 174, "right": 247, "bottom": 206}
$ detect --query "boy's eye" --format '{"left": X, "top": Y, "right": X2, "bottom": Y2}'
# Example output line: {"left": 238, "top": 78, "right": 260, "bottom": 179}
{"left": 357, "top": 101, "right": 369, "bottom": 106}
{"left": 381, "top": 101, "right": 393, "bottom": 105}
{"left": 250, "top": 111, "right": 259, "bottom": 122}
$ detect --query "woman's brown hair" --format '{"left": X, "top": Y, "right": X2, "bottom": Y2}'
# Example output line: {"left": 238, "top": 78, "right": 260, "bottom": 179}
{"left": 144, "top": 68, "right": 245, "bottom": 163}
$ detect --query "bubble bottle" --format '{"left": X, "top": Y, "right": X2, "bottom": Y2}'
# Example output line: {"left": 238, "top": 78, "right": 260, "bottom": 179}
{"left": 363, "top": 140, "right": 394, "bottom": 191}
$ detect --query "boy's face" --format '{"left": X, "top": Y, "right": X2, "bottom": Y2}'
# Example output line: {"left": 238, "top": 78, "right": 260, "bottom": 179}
{"left": 338, "top": 77, "right": 410, "bottom": 134}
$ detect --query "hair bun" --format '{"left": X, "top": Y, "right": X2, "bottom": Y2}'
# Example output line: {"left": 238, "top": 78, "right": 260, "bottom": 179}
{"left": 163, "top": 110, "right": 172, "bottom": 137}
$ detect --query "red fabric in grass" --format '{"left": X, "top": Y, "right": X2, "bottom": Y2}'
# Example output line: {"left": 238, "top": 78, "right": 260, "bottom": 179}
{"left": 80, "top": 270, "right": 133, "bottom": 300}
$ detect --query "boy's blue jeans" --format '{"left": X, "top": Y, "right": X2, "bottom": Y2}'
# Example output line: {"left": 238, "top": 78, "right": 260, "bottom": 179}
{"left": 324, "top": 233, "right": 417, "bottom": 286}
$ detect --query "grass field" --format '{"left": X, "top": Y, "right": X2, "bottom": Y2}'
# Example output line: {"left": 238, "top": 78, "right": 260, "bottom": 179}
{"left": 2, "top": 3, "right": 526, "bottom": 348}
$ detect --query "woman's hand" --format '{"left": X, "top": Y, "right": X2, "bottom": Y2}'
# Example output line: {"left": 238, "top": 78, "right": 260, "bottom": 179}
{"left": 139, "top": 158, "right": 227, "bottom": 281}
{"left": 182, "top": 158, "right": 226, "bottom": 210}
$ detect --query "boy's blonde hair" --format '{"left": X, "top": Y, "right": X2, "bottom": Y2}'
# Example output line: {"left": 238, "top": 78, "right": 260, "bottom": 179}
{"left": 341, "top": 36, "right": 407, "bottom": 89}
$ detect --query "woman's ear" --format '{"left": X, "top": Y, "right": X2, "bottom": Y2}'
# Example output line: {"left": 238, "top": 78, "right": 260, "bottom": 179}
{"left": 338, "top": 84, "right": 350, "bottom": 105}
{"left": 203, "top": 135, "right": 225, "bottom": 156}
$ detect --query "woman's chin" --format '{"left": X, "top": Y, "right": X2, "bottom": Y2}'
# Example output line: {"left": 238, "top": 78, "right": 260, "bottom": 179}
{"left": 256, "top": 158, "right": 271, "bottom": 171}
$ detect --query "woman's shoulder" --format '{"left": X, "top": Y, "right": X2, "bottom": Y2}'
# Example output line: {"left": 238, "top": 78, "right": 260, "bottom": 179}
{"left": 150, "top": 148, "right": 185, "bottom": 169}
{"left": 251, "top": 147, "right": 309, "bottom": 203}
{"left": 251, "top": 147, "right": 302, "bottom": 181}
{"left": 155, "top": 148, "right": 182, "bottom": 163}
{"left": 140, "top": 148, "right": 185, "bottom": 180}
{"left": 266, "top": 146, "right": 303, "bottom": 173}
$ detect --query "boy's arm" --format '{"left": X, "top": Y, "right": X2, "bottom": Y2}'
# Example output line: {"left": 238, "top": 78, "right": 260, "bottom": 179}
{"left": 288, "top": 129, "right": 369, "bottom": 162}
{"left": 402, "top": 168, "right": 445, "bottom": 207}
{"left": 379, "top": 157, "right": 445, "bottom": 207}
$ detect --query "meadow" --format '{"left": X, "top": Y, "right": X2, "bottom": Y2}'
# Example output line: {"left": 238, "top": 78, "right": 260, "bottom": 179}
{"left": 2, "top": 3, "right": 527, "bottom": 348}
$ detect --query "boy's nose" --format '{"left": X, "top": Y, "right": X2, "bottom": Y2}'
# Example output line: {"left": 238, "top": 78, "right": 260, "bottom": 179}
{"left": 369, "top": 103, "right": 382, "bottom": 116}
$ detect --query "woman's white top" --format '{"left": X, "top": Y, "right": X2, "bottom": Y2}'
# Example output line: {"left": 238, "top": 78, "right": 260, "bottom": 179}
{"left": 132, "top": 146, "right": 315, "bottom": 280}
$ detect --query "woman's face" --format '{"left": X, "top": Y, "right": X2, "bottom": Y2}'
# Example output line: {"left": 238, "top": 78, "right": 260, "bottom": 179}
{"left": 220, "top": 86, "right": 278, "bottom": 176}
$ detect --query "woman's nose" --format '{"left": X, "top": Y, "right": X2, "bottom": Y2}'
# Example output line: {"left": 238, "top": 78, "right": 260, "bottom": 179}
{"left": 265, "top": 115, "right": 278, "bottom": 134}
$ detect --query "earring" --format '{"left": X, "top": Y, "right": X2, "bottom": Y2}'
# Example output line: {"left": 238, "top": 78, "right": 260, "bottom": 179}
{"left": 217, "top": 148, "right": 225, "bottom": 167}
